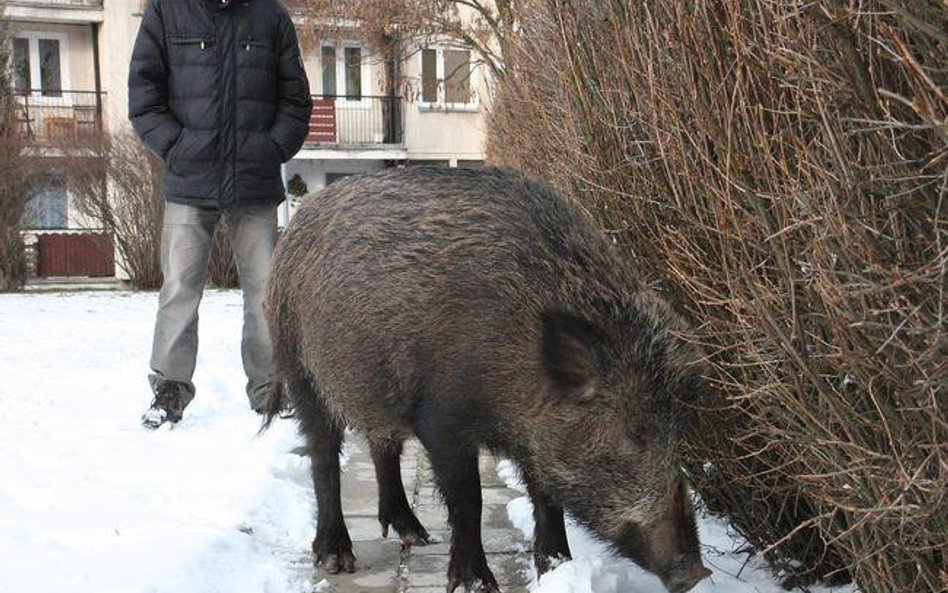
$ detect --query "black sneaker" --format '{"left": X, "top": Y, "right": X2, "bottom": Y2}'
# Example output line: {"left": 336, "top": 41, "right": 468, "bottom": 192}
{"left": 141, "top": 380, "right": 193, "bottom": 429}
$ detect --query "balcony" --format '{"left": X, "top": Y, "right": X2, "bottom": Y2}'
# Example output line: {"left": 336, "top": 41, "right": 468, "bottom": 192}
{"left": 11, "top": 0, "right": 102, "bottom": 6}
{"left": 14, "top": 90, "right": 105, "bottom": 145}
{"left": 4, "top": 0, "right": 104, "bottom": 23}
{"left": 307, "top": 95, "right": 403, "bottom": 147}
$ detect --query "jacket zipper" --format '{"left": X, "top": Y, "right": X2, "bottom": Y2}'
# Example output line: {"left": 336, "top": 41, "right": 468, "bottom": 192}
{"left": 170, "top": 36, "right": 215, "bottom": 49}
{"left": 239, "top": 37, "right": 272, "bottom": 52}
{"left": 229, "top": 25, "right": 238, "bottom": 207}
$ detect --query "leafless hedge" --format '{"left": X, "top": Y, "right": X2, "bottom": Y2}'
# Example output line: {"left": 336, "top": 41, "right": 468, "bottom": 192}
{"left": 63, "top": 132, "right": 240, "bottom": 290}
{"left": 489, "top": 2, "right": 945, "bottom": 591}
{"left": 0, "top": 131, "right": 34, "bottom": 292}
{"left": 0, "top": 9, "right": 35, "bottom": 292}
{"left": 207, "top": 226, "right": 238, "bottom": 289}
{"left": 62, "top": 133, "right": 164, "bottom": 290}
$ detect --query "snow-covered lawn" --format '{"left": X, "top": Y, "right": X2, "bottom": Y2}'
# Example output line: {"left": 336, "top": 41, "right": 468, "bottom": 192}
{"left": 0, "top": 290, "right": 854, "bottom": 593}
{"left": 0, "top": 290, "right": 315, "bottom": 593}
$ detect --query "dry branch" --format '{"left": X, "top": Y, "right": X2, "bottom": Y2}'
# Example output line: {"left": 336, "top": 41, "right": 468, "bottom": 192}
{"left": 489, "top": 1, "right": 947, "bottom": 591}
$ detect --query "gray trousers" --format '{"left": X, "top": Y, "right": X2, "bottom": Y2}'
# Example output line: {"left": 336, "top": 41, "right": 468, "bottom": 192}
{"left": 149, "top": 202, "right": 278, "bottom": 410}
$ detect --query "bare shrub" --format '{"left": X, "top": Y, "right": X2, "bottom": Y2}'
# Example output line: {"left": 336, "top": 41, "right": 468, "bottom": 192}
{"left": 62, "top": 133, "right": 163, "bottom": 290}
{"left": 490, "top": 2, "right": 946, "bottom": 592}
{"left": 293, "top": 0, "right": 521, "bottom": 80}
{"left": 207, "top": 226, "right": 238, "bottom": 289}
{"left": 0, "top": 131, "right": 33, "bottom": 292}
{"left": 0, "top": 7, "right": 36, "bottom": 292}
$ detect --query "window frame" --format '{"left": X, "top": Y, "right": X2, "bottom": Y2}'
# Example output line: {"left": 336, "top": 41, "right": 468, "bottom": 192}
{"left": 320, "top": 44, "right": 337, "bottom": 97}
{"left": 22, "top": 176, "right": 69, "bottom": 230}
{"left": 10, "top": 31, "right": 71, "bottom": 103}
{"left": 418, "top": 45, "right": 479, "bottom": 112}
{"left": 319, "top": 40, "right": 370, "bottom": 108}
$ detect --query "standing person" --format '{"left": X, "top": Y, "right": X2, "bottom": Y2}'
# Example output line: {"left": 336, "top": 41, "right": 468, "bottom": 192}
{"left": 128, "top": 0, "right": 312, "bottom": 428}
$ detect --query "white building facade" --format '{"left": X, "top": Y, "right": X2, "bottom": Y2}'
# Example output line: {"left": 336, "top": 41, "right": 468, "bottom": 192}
{"left": 6, "top": 0, "right": 490, "bottom": 276}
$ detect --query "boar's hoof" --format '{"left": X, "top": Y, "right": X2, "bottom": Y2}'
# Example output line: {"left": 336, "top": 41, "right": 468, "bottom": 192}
{"left": 379, "top": 511, "right": 432, "bottom": 547}
{"left": 534, "top": 552, "right": 570, "bottom": 576}
{"left": 445, "top": 578, "right": 501, "bottom": 593}
{"left": 318, "top": 551, "right": 356, "bottom": 574}
{"left": 312, "top": 537, "right": 356, "bottom": 574}
{"left": 446, "top": 558, "right": 501, "bottom": 593}
{"left": 399, "top": 529, "right": 432, "bottom": 547}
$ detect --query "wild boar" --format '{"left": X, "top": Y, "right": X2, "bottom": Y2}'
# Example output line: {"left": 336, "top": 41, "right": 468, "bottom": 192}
{"left": 265, "top": 166, "right": 711, "bottom": 593}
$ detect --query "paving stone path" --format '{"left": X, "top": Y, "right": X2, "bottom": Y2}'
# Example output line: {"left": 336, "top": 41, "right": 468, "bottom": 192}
{"left": 314, "top": 438, "right": 532, "bottom": 593}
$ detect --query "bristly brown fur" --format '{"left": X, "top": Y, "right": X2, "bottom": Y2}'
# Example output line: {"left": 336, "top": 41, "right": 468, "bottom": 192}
{"left": 265, "top": 166, "right": 710, "bottom": 592}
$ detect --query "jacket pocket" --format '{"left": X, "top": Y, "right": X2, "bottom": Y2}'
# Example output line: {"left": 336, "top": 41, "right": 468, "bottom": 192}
{"left": 165, "top": 128, "right": 188, "bottom": 175}
{"left": 237, "top": 37, "right": 278, "bottom": 71}
{"left": 238, "top": 37, "right": 274, "bottom": 52}
{"left": 268, "top": 136, "right": 285, "bottom": 164}
{"left": 237, "top": 131, "right": 281, "bottom": 179}
{"left": 166, "top": 128, "right": 219, "bottom": 177}
{"left": 168, "top": 35, "right": 217, "bottom": 66}
{"left": 169, "top": 35, "right": 216, "bottom": 50}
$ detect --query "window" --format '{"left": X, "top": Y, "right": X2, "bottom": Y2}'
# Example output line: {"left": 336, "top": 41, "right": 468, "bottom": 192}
{"left": 320, "top": 43, "right": 365, "bottom": 100}
{"left": 11, "top": 33, "right": 68, "bottom": 98}
{"left": 13, "top": 38, "right": 30, "bottom": 94}
{"left": 420, "top": 46, "right": 476, "bottom": 108}
{"left": 422, "top": 49, "right": 437, "bottom": 103}
{"left": 23, "top": 180, "right": 68, "bottom": 230}
{"left": 321, "top": 46, "right": 336, "bottom": 96}
{"left": 344, "top": 47, "right": 362, "bottom": 100}
{"left": 325, "top": 172, "right": 352, "bottom": 185}
{"left": 38, "top": 39, "right": 62, "bottom": 97}
{"left": 443, "top": 50, "right": 470, "bottom": 104}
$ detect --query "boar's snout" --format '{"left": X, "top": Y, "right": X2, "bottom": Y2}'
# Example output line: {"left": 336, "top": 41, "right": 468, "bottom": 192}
{"left": 663, "top": 557, "right": 712, "bottom": 593}
{"left": 616, "top": 526, "right": 710, "bottom": 593}
{"left": 612, "top": 477, "right": 711, "bottom": 593}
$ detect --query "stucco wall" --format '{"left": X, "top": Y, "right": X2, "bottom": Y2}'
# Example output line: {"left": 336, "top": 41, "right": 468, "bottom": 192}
{"left": 98, "top": 1, "right": 140, "bottom": 136}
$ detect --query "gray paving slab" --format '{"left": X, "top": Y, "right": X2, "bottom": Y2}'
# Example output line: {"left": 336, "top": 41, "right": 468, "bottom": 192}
{"left": 312, "top": 435, "right": 533, "bottom": 593}
{"left": 315, "top": 540, "right": 402, "bottom": 593}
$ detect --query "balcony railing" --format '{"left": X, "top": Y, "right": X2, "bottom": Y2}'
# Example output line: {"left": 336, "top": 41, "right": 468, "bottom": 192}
{"left": 14, "top": 90, "right": 105, "bottom": 145}
{"left": 9, "top": 0, "right": 103, "bottom": 7}
{"left": 307, "top": 95, "right": 403, "bottom": 146}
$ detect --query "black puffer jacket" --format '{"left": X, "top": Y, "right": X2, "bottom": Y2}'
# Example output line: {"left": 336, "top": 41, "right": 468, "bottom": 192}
{"left": 128, "top": 0, "right": 311, "bottom": 208}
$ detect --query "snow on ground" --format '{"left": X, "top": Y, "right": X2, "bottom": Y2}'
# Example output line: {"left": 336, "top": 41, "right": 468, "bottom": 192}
{"left": 0, "top": 290, "right": 317, "bottom": 593}
{"left": 499, "top": 456, "right": 856, "bottom": 593}
{"left": 0, "top": 290, "right": 856, "bottom": 593}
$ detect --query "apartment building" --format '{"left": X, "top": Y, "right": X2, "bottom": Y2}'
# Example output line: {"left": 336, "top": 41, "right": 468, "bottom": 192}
{"left": 6, "top": 0, "right": 489, "bottom": 278}
{"left": 291, "top": 30, "right": 488, "bottom": 216}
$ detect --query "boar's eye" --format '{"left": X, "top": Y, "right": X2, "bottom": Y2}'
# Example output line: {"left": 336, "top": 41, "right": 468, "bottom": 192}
{"left": 540, "top": 308, "right": 603, "bottom": 403}
{"left": 630, "top": 426, "right": 656, "bottom": 450}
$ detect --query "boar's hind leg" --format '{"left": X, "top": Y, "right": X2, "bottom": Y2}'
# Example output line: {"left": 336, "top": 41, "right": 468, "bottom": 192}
{"left": 523, "top": 472, "right": 571, "bottom": 576}
{"left": 308, "top": 418, "right": 355, "bottom": 573}
{"left": 370, "top": 438, "right": 432, "bottom": 546}
{"left": 293, "top": 378, "right": 355, "bottom": 574}
{"left": 418, "top": 434, "right": 500, "bottom": 593}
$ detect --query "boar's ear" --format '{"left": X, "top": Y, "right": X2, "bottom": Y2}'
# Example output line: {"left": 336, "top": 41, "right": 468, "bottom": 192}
{"left": 540, "top": 308, "right": 602, "bottom": 403}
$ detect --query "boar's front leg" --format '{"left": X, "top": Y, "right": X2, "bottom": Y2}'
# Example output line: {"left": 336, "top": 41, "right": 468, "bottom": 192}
{"left": 295, "top": 386, "right": 355, "bottom": 574}
{"left": 370, "top": 437, "right": 431, "bottom": 546}
{"left": 522, "top": 470, "right": 571, "bottom": 576}
{"left": 418, "top": 433, "right": 500, "bottom": 593}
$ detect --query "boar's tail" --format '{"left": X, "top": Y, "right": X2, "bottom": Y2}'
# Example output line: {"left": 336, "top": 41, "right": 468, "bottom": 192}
{"left": 256, "top": 381, "right": 289, "bottom": 435}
